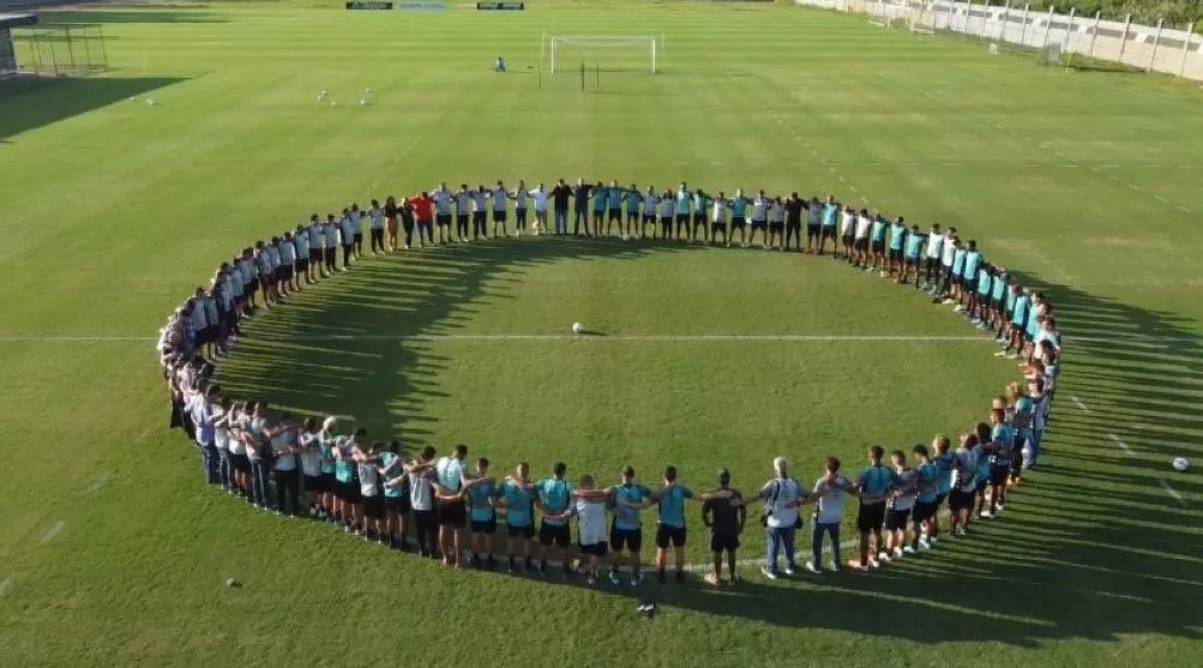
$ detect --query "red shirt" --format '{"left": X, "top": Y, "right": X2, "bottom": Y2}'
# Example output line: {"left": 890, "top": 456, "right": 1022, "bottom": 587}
{"left": 410, "top": 195, "right": 433, "bottom": 222}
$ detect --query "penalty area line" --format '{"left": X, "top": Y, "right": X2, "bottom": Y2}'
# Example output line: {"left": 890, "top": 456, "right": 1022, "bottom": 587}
{"left": 1159, "top": 480, "right": 1187, "bottom": 507}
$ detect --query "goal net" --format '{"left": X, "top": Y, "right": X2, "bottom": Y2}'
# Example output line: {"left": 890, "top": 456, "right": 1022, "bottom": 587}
{"left": 543, "top": 34, "right": 663, "bottom": 74}
{"left": 909, "top": 2, "right": 936, "bottom": 34}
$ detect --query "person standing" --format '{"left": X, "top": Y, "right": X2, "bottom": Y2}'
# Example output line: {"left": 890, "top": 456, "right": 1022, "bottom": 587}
{"left": 498, "top": 462, "right": 538, "bottom": 572}
{"left": 853, "top": 445, "right": 895, "bottom": 570}
{"left": 431, "top": 183, "right": 453, "bottom": 245}
{"left": 510, "top": 180, "right": 529, "bottom": 235}
{"left": 572, "top": 179, "right": 592, "bottom": 236}
{"left": 701, "top": 468, "right": 745, "bottom": 586}
{"left": 409, "top": 192, "right": 434, "bottom": 247}
{"left": 609, "top": 465, "right": 653, "bottom": 586}
{"left": 756, "top": 456, "right": 803, "bottom": 579}
{"left": 807, "top": 456, "right": 851, "bottom": 574}
{"left": 784, "top": 192, "right": 804, "bottom": 252}
{"left": 490, "top": 180, "right": 509, "bottom": 237}
{"left": 454, "top": 184, "right": 472, "bottom": 243}
{"left": 377, "top": 440, "right": 408, "bottom": 549}
{"left": 432, "top": 444, "right": 469, "bottom": 568}
{"left": 268, "top": 413, "right": 302, "bottom": 516}
{"left": 535, "top": 462, "right": 574, "bottom": 577}
{"left": 405, "top": 446, "right": 438, "bottom": 557}
{"left": 465, "top": 457, "right": 497, "bottom": 568}
{"left": 551, "top": 179, "right": 571, "bottom": 236}
{"left": 383, "top": 196, "right": 400, "bottom": 252}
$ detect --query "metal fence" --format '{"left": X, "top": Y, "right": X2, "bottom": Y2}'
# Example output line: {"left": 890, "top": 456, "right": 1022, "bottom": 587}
{"left": 796, "top": 0, "right": 1203, "bottom": 80}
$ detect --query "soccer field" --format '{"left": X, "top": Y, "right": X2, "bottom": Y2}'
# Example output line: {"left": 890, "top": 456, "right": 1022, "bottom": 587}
{"left": 1, "top": 1, "right": 1202, "bottom": 665}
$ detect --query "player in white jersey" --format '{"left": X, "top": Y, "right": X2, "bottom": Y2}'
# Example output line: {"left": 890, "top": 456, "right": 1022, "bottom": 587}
{"left": 455, "top": 185, "right": 472, "bottom": 243}
{"left": 471, "top": 186, "right": 489, "bottom": 241}
{"left": 656, "top": 191, "right": 674, "bottom": 239}
{"left": 748, "top": 191, "right": 770, "bottom": 249}
{"left": 923, "top": 223, "right": 943, "bottom": 292}
{"left": 853, "top": 209, "right": 873, "bottom": 268}
{"left": 510, "top": 180, "right": 529, "bottom": 235}
{"left": 839, "top": 205, "right": 856, "bottom": 261}
{"left": 710, "top": 193, "right": 729, "bottom": 247}
{"left": 431, "top": 183, "right": 453, "bottom": 245}
{"left": 292, "top": 224, "right": 310, "bottom": 289}
{"left": 490, "top": 181, "right": 509, "bottom": 238}
{"left": 641, "top": 186, "right": 658, "bottom": 240}
{"left": 527, "top": 183, "right": 549, "bottom": 235}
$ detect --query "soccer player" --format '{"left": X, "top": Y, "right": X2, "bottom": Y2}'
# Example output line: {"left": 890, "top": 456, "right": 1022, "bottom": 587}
{"left": 305, "top": 215, "right": 323, "bottom": 280}
{"left": 887, "top": 216, "right": 907, "bottom": 278}
{"left": 650, "top": 465, "right": 728, "bottom": 584}
{"left": 623, "top": 183, "right": 642, "bottom": 237}
{"left": 402, "top": 446, "right": 437, "bottom": 557}
{"left": 990, "top": 266, "right": 1009, "bottom": 338}
{"left": 784, "top": 192, "right": 804, "bottom": 251}
{"left": 535, "top": 462, "right": 573, "bottom": 576}
{"left": 767, "top": 196, "right": 785, "bottom": 250}
{"left": 691, "top": 188, "right": 710, "bottom": 243}
{"left": 960, "top": 240, "right": 982, "bottom": 312}
{"left": 497, "top": 462, "right": 538, "bottom": 572}
{"left": 332, "top": 427, "right": 364, "bottom": 531}
{"left": 338, "top": 208, "right": 357, "bottom": 269}
{"left": 510, "top": 180, "right": 529, "bottom": 235}
{"left": 868, "top": 212, "right": 888, "bottom": 273}
{"left": 1004, "top": 286, "right": 1030, "bottom": 359}
{"left": 572, "top": 179, "right": 592, "bottom": 236}
{"left": 368, "top": 199, "right": 385, "bottom": 254}
{"left": 296, "top": 417, "right": 321, "bottom": 515}
{"left": 399, "top": 197, "right": 417, "bottom": 249}
{"left": 432, "top": 444, "right": 469, "bottom": 567}
{"left": 279, "top": 232, "right": 297, "bottom": 295}
{"left": 900, "top": 224, "right": 925, "bottom": 286}
{"left": 883, "top": 450, "right": 917, "bottom": 559}
{"left": 356, "top": 441, "right": 385, "bottom": 543}
{"left": 973, "top": 423, "right": 995, "bottom": 520}
{"left": 852, "top": 208, "right": 872, "bottom": 268}
{"left": 350, "top": 203, "right": 365, "bottom": 256}
{"left": 640, "top": 186, "right": 658, "bottom": 239}
{"left": 528, "top": 183, "right": 549, "bottom": 236}
{"left": 377, "top": 440, "right": 407, "bottom": 549}
{"left": 471, "top": 185, "right": 489, "bottom": 241}
{"left": 729, "top": 189, "right": 749, "bottom": 247}
{"left": 929, "top": 434, "right": 954, "bottom": 544}
{"left": 465, "top": 457, "right": 497, "bottom": 568}
{"left": 431, "top": 183, "right": 453, "bottom": 245}
{"left": 748, "top": 190, "right": 770, "bottom": 249}
{"left": 987, "top": 407, "right": 1013, "bottom": 515}
{"left": 609, "top": 465, "right": 653, "bottom": 586}
{"left": 454, "top": 184, "right": 472, "bottom": 243}
{"left": 383, "top": 196, "right": 399, "bottom": 252}
{"left": 657, "top": 190, "right": 674, "bottom": 239}
{"left": 568, "top": 474, "right": 611, "bottom": 585}
{"left": 819, "top": 195, "right": 839, "bottom": 256}
{"left": 972, "top": 263, "right": 993, "bottom": 328}
{"left": 853, "top": 445, "right": 895, "bottom": 570}
{"left": 673, "top": 182, "right": 692, "bottom": 241}
{"left": 911, "top": 444, "right": 939, "bottom": 551}
{"left": 702, "top": 467, "right": 744, "bottom": 586}
{"left": 710, "top": 192, "right": 729, "bottom": 247}
{"left": 937, "top": 236, "right": 958, "bottom": 303}
{"left": 490, "top": 180, "right": 509, "bottom": 238}
{"left": 949, "top": 238, "right": 968, "bottom": 307}
{"left": 922, "top": 222, "right": 943, "bottom": 292}
{"left": 589, "top": 181, "right": 606, "bottom": 236}
{"left": 409, "top": 191, "right": 434, "bottom": 247}
{"left": 807, "top": 456, "right": 852, "bottom": 574}
{"left": 606, "top": 180, "right": 624, "bottom": 236}
{"left": 805, "top": 196, "right": 822, "bottom": 253}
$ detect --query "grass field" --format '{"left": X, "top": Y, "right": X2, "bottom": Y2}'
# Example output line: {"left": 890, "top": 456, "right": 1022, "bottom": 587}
{"left": 1, "top": 1, "right": 1202, "bottom": 665}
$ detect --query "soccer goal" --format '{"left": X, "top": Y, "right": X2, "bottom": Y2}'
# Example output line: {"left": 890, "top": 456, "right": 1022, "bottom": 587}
{"left": 908, "top": 2, "right": 936, "bottom": 34}
{"left": 543, "top": 34, "right": 664, "bottom": 74}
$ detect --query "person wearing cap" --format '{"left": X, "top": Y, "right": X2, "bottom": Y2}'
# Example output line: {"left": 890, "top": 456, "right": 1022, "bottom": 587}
{"left": 702, "top": 468, "right": 745, "bottom": 586}
{"left": 752, "top": 456, "right": 803, "bottom": 580}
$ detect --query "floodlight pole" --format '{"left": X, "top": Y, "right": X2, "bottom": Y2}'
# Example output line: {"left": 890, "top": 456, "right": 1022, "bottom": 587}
{"left": 1180, "top": 22, "right": 1195, "bottom": 78}
{"left": 1148, "top": 18, "right": 1164, "bottom": 73}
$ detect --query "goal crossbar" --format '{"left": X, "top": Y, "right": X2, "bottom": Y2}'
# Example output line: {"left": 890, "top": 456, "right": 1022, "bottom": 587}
{"left": 545, "top": 34, "right": 663, "bottom": 74}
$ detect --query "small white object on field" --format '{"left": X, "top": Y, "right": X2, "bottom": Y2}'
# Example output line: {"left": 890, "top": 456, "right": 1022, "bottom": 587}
{"left": 330, "top": 101, "right": 337, "bottom": 107}
{"left": 360, "top": 99, "right": 367, "bottom": 106}
{"left": 225, "top": 577, "right": 239, "bottom": 588}
{"left": 1172, "top": 456, "right": 1190, "bottom": 472}
{"left": 146, "top": 98, "right": 156, "bottom": 106}
{"left": 571, "top": 322, "right": 584, "bottom": 335}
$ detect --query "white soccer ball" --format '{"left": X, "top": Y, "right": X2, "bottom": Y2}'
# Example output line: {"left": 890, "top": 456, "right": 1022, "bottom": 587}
{"left": 319, "top": 89, "right": 327, "bottom": 97}
{"left": 571, "top": 322, "right": 584, "bottom": 335}
{"left": 620, "top": 234, "right": 630, "bottom": 241}
{"left": 1172, "top": 457, "right": 1190, "bottom": 472}
{"left": 330, "top": 101, "right": 337, "bottom": 107}
{"left": 359, "top": 99, "right": 366, "bottom": 106}
{"left": 225, "top": 577, "right": 240, "bottom": 588}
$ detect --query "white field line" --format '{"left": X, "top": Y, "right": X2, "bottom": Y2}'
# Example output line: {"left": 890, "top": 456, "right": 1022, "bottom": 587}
{"left": 40, "top": 521, "right": 64, "bottom": 544}
{"left": 1071, "top": 395, "right": 1090, "bottom": 412}
{"left": 1159, "top": 480, "right": 1187, "bottom": 507}
{"left": 88, "top": 472, "right": 111, "bottom": 494}
{"left": 1108, "top": 434, "right": 1132, "bottom": 453}
{"left": 0, "top": 578, "right": 11, "bottom": 598}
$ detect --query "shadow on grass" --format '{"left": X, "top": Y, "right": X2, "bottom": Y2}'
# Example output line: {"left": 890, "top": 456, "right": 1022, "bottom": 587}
{"left": 38, "top": 8, "right": 228, "bottom": 25}
{"left": 215, "top": 238, "right": 1203, "bottom": 646}
{"left": 0, "top": 75, "right": 187, "bottom": 141}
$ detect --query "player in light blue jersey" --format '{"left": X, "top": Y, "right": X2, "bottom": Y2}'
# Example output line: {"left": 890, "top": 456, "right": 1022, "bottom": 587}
{"left": 535, "top": 462, "right": 574, "bottom": 577}
{"left": 609, "top": 465, "right": 653, "bottom": 586}
{"left": 691, "top": 189, "right": 711, "bottom": 243}
{"left": 971, "top": 263, "right": 993, "bottom": 329}
{"left": 886, "top": 216, "right": 908, "bottom": 279}
{"left": 622, "top": 184, "right": 642, "bottom": 237}
{"left": 465, "top": 457, "right": 498, "bottom": 569}
{"left": 728, "top": 190, "right": 750, "bottom": 247}
{"left": 604, "top": 180, "right": 623, "bottom": 236}
{"left": 819, "top": 194, "right": 839, "bottom": 256}
{"left": 497, "top": 462, "right": 539, "bottom": 573}
{"left": 928, "top": 435, "right": 954, "bottom": 544}
{"left": 899, "top": 224, "right": 926, "bottom": 287}
{"left": 990, "top": 268, "right": 1009, "bottom": 341}
{"left": 911, "top": 444, "right": 939, "bottom": 551}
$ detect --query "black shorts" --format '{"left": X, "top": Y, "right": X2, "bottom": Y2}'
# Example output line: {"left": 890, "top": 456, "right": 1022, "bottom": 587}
{"left": 232, "top": 453, "right": 250, "bottom": 472}
{"left": 303, "top": 474, "right": 324, "bottom": 493}
{"left": 506, "top": 523, "right": 534, "bottom": 539}
{"left": 710, "top": 531, "right": 740, "bottom": 553}
{"left": 711, "top": 221, "right": 726, "bottom": 231}
{"left": 821, "top": 225, "right": 836, "bottom": 237}
{"left": 659, "top": 216, "right": 671, "bottom": 226}
{"left": 854, "top": 238, "right": 869, "bottom": 250}
{"left": 610, "top": 526, "right": 643, "bottom": 553}
{"left": 308, "top": 249, "right": 321, "bottom": 263}
{"left": 856, "top": 501, "right": 886, "bottom": 532}
{"left": 885, "top": 508, "right": 910, "bottom": 531}
{"left": 363, "top": 494, "right": 384, "bottom": 519}
{"left": 692, "top": 212, "right": 705, "bottom": 225}
{"left": 975, "top": 479, "right": 988, "bottom": 494}
{"left": 951, "top": 489, "right": 975, "bottom": 512}
{"left": 871, "top": 240, "right": 885, "bottom": 253}
{"left": 295, "top": 258, "right": 308, "bottom": 271}
{"left": 655, "top": 525, "right": 686, "bottom": 549}
{"left": 626, "top": 210, "right": 639, "bottom": 221}
{"left": 990, "top": 465, "right": 1009, "bottom": 486}
{"left": 592, "top": 210, "right": 604, "bottom": 219}
{"left": 889, "top": 248, "right": 903, "bottom": 261}
{"left": 675, "top": 213, "right": 689, "bottom": 224}
{"left": 336, "top": 480, "right": 360, "bottom": 503}
{"left": 642, "top": 214, "right": 655, "bottom": 223}
{"left": 385, "top": 495, "right": 410, "bottom": 513}
{"left": 353, "top": 233, "right": 362, "bottom": 243}
{"left": 493, "top": 210, "right": 507, "bottom": 222}
{"left": 471, "top": 518, "right": 497, "bottom": 534}
{"left": 281, "top": 266, "right": 293, "bottom": 279}
{"left": 539, "top": 522, "right": 571, "bottom": 548}
{"left": 436, "top": 214, "right": 452, "bottom": 225}
{"left": 807, "top": 224, "right": 820, "bottom": 237}
{"left": 323, "top": 248, "right": 336, "bottom": 263}
{"left": 769, "top": 222, "right": 784, "bottom": 231}
{"left": 580, "top": 541, "right": 607, "bottom": 557}
{"left": 456, "top": 214, "right": 468, "bottom": 227}
{"left": 912, "top": 500, "right": 936, "bottom": 523}
{"left": 515, "top": 208, "right": 527, "bottom": 222}
{"left": 472, "top": 211, "right": 486, "bottom": 224}
{"left": 248, "top": 278, "right": 260, "bottom": 294}
{"left": 609, "top": 209, "right": 622, "bottom": 221}
{"left": 750, "top": 220, "right": 767, "bottom": 229}
{"left": 436, "top": 500, "right": 466, "bottom": 528}
{"left": 906, "top": 255, "right": 921, "bottom": 266}
{"left": 731, "top": 217, "right": 746, "bottom": 228}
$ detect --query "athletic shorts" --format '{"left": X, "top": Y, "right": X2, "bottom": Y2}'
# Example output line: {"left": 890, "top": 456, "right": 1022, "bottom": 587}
{"left": 303, "top": 474, "right": 325, "bottom": 493}
{"left": 609, "top": 209, "right": 622, "bottom": 221}
{"left": 493, "top": 210, "right": 507, "bottom": 222}
{"left": 769, "top": 222, "right": 784, "bottom": 231}
{"left": 436, "top": 214, "right": 451, "bottom": 225}
{"left": 807, "top": 224, "right": 820, "bottom": 237}
{"left": 655, "top": 525, "right": 686, "bottom": 549}
{"left": 710, "top": 531, "right": 740, "bottom": 553}
{"left": 579, "top": 541, "right": 607, "bottom": 557}
{"left": 856, "top": 501, "right": 886, "bottom": 532}
{"left": 711, "top": 221, "right": 726, "bottom": 231}
{"left": 539, "top": 522, "right": 571, "bottom": 548}
{"left": 248, "top": 278, "right": 260, "bottom": 294}
{"left": 821, "top": 225, "right": 836, "bottom": 236}
{"left": 659, "top": 217, "right": 672, "bottom": 226}
{"left": 472, "top": 212, "right": 486, "bottom": 224}
{"left": 693, "top": 212, "right": 706, "bottom": 225}
{"left": 871, "top": 240, "right": 885, "bottom": 253}
{"left": 309, "top": 249, "right": 321, "bottom": 263}
{"left": 854, "top": 238, "right": 869, "bottom": 250}
{"left": 506, "top": 523, "right": 534, "bottom": 539}
{"left": 906, "top": 255, "right": 921, "bottom": 266}
{"left": 336, "top": 480, "right": 360, "bottom": 503}
{"left": 912, "top": 500, "right": 936, "bottom": 523}
{"left": 323, "top": 248, "right": 336, "bottom": 263}
{"left": 885, "top": 508, "right": 911, "bottom": 531}
{"left": 675, "top": 213, "right": 689, "bottom": 224}
{"left": 232, "top": 453, "right": 250, "bottom": 472}
{"left": 436, "top": 500, "right": 466, "bottom": 528}
{"left": 385, "top": 495, "right": 410, "bottom": 513}
{"left": 471, "top": 518, "right": 497, "bottom": 534}
{"left": 642, "top": 214, "right": 655, "bottom": 223}
{"left": 975, "top": 479, "right": 988, "bottom": 494}
{"left": 889, "top": 248, "right": 903, "bottom": 261}
{"left": 750, "top": 220, "right": 767, "bottom": 229}
{"left": 990, "top": 465, "right": 1010, "bottom": 486}
{"left": 610, "top": 527, "right": 642, "bottom": 553}
{"left": 281, "top": 266, "right": 293, "bottom": 279}
{"left": 515, "top": 209, "right": 527, "bottom": 223}
{"left": 363, "top": 494, "right": 384, "bottom": 520}
{"left": 296, "top": 258, "right": 308, "bottom": 271}
{"left": 731, "top": 217, "right": 746, "bottom": 227}
{"left": 951, "top": 489, "right": 975, "bottom": 512}
{"left": 456, "top": 215, "right": 468, "bottom": 227}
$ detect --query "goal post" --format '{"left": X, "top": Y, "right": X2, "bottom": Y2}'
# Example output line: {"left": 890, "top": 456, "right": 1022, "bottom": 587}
{"left": 545, "top": 34, "right": 663, "bottom": 74}
{"left": 909, "top": 1, "right": 936, "bottom": 34}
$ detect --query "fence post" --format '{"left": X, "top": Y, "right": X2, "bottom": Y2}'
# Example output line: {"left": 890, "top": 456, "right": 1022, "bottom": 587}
{"left": 1117, "top": 14, "right": 1131, "bottom": 63}
{"left": 1180, "top": 22, "right": 1195, "bottom": 78}
{"left": 1148, "top": 18, "right": 1164, "bottom": 72}
{"left": 1040, "top": 5, "right": 1054, "bottom": 51}
{"left": 946, "top": 0, "right": 956, "bottom": 32}
{"left": 1088, "top": 11, "right": 1101, "bottom": 56}
{"left": 1061, "top": 7, "right": 1075, "bottom": 53}
{"left": 999, "top": 1, "right": 1010, "bottom": 41}
{"left": 1018, "top": 3, "right": 1029, "bottom": 46}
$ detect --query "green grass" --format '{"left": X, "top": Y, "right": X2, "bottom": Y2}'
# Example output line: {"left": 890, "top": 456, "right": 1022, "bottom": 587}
{"left": 1, "top": 1, "right": 1202, "bottom": 665}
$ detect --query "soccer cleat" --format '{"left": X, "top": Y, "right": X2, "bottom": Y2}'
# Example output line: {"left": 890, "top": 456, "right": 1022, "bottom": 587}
{"left": 783, "top": 566, "right": 796, "bottom": 577}
{"left": 704, "top": 572, "right": 721, "bottom": 586}
{"left": 918, "top": 538, "right": 932, "bottom": 550}
{"left": 868, "top": 558, "right": 881, "bottom": 569}
{"left": 760, "top": 566, "right": 778, "bottom": 580}
{"left": 877, "top": 551, "right": 892, "bottom": 563}
{"left": 631, "top": 573, "right": 644, "bottom": 587}
{"left": 892, "top": 546, "right": 905, "bottom": 558}
{"left": 608, "top": 570, "right": 621, "bottom": 586}
{"left": 980, "top": 510, "right": 993, "bottom": 519}
{"left": 805, "top": 561, "right": 822, "bottom": 575}
{"left": 903, "top": 545, "right": 916, "bottom": 555}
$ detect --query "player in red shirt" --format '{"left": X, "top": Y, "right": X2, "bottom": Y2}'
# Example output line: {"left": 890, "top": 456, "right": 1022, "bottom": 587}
{"left": 409, "top": 192, "right": 434, "bottom": 247}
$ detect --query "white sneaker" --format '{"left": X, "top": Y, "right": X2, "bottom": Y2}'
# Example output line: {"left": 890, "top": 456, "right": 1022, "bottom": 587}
{"left": 829, "top": 560, "right": 841, "bottom": 572}
{"left": 903, "top": 545, "right": 916, "bottom": 555}
{"left": 877, "top": 551, "right": 892, "bottom": 563}
{"left": 918, "top": 538, "right": 932, "bottom": 550}
{"left": 980, "top": 510, "right": 993, "bottom": 519}
{"left": 608, "top": 570, "right": 621, "bottom": 586}
{"left": 955, "top": 527, "right": 967, "bottom": 536}
{"left": 805, "top": 561, "right": 822, "bottom": 574}
{"left": 929, "top": 536, "right": 939, "bottom": 545}
{"left": 892, "top": 546, "right": 904, "bottom": 558}
{"left": 953, "top": 305, "right": 964, "bottom": 313}
{"left": 630, "top": 573, "right": 644, "bottom": 587}
{"left": 783, "top": 566, "right": 796, "bottom": 577}
{"left": 760, "top": 566, "right": 778, "bottom": 580}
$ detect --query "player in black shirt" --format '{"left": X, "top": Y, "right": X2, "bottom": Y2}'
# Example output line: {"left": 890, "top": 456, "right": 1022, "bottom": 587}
{"left": 785, "top": 193, "right": 804, "bottom": 251}
{"left": 702, "top": 468, "right": 746, "bottom": 586}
